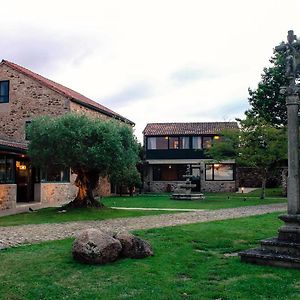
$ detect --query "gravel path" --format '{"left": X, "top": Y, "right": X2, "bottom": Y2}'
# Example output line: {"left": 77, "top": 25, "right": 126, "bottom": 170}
{"left": 0, "top": 203, "right": 286, "bottom": 250}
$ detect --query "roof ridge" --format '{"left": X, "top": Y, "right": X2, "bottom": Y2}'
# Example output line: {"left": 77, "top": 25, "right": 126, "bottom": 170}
{"left": 1, "top": 59, "right": 134, "bottom": 125}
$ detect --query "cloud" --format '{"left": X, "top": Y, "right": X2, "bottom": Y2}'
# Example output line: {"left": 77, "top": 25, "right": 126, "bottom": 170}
{"left": 0, "top": 26, "right": 100, "bottom": 74}
{"left": 170, "top": 66, "right": 216, "bottom": 85}
{"left": 104, "top": 81, "right": 154, "bottom": 106}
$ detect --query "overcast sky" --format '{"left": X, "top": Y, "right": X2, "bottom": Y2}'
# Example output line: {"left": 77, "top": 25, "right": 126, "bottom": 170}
{"left": 2, "top": 0, "right": 300, "bottom": 141}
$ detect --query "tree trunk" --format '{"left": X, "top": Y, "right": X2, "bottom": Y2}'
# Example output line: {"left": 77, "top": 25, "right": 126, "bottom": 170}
{"left": 260, "top": 177, "right": 266, "bottom": 200}
{"left": 67, "top": 170, "right": 103, "bottom": 208}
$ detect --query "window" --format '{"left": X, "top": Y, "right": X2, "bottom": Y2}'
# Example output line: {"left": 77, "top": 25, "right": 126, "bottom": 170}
{"left": 152, "top": 164, "right": 188, "bottom": 181}
{"left": 0, "top": 155, "right": 14, "bottom": 183}
{"left": 192, "top": 136, "right": 202, "bottom": 149}
{"left": 0, "top": 81, "right": 9, "bottom": 103}
{"left": 147, "top": 137, "right": 168, "bottom": 149}
{"left": 40, "top": 165, "right": 70, "bottom": 182}
{"left": 169, "top": 137, "right": 179, "bottom": 149}
{"left": 180, "top": 137, "right": 190, "bottom": 149}
{"left": 25, "top": 121, "right": 32, "bottom": 140}
{"left": 205, "top": 163, "right": 235, "bottom": 181}
{"left": 203, "top": 137, "right": 213, "bottom": 149}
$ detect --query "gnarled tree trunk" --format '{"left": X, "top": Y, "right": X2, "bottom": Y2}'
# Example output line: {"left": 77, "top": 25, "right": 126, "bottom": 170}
{"left": 67, "top": 170, "right": 103, "bottom": 208}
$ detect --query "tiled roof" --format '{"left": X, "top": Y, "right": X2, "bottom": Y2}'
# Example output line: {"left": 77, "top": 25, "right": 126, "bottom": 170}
{"left": 0, "top": 138, "right": 28, "bottom": 152}
{"left": 143, "top": 122, "right": 238, "bottom": 136}
{"left": 1, "top": 60, "right": 134, "bottom": 125}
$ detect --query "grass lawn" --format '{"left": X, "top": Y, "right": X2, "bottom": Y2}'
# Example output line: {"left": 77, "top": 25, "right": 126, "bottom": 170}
{"left": 0, "top": 207, "right": 173, "bottom": 227}
{"left": 0, "top": 189, "right": 286, "bottom": 227}
{"left": 103, "top": 188, "right": 286, "bottom": 210}
{"left": 0, "top": 212, "right": 299, "bottom": 300}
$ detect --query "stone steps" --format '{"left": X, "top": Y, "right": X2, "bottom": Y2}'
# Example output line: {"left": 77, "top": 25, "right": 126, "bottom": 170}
{"left": 239, "top": 247, "right": 300, "bottom": 269}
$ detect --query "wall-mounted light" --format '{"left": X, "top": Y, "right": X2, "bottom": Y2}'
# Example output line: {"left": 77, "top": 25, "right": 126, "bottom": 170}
{"left": 214, "top": 136, "right": 220, "bottom": 140}
{"left": 19, "top": 164, "right": 27, "bottom": 171}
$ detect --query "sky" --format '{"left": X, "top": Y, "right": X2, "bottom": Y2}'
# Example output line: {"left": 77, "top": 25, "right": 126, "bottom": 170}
{"left": 1, "top": 0, "right": 300, "bottom": 141}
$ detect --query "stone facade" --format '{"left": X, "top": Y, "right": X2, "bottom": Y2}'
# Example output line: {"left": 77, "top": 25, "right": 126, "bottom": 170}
{"left": 144, "top": 162, "right": 237, "bottom": 193}
{"left": 0, "top": 184, "right": 16, "bottom": 210}
{"left": 0, "top": 64, "right": 70, "bottom": 143}
{"left": 0, "top": 61, "right": 129, "bottom": 214}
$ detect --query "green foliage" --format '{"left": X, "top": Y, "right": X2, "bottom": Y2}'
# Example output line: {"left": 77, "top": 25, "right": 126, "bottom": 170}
{"left": 207, "top": 116, "right": 287, "bottom": 198}
{"left": 246, "top": 52, "right": 289, "bottom": 126}
{"left": 27, "top": 114, "right": 141, "bottom": 206}
{"left": 110, "top": 125, "right": 142, "bottom": 191}
{"left": 236, "top": 117, "right": 287, "bottom": 170}
{"left": 28, "top": 114, "right": 123, "bottom": 175}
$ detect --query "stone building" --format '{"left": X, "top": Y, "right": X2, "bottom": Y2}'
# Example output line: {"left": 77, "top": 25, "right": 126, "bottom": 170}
{"left": 143, "top": 122, "right": 238, "bottom": 193}
{"left": 0, "top": 60, "right": 134, "bottom": 215}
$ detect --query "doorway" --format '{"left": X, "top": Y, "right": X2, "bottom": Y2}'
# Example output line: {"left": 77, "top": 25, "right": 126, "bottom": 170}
{"left": 16, "top": 159, "right": 35, "bottom": 202}
{"left": 191, "top": 167, "right": 201, "bottom": 192}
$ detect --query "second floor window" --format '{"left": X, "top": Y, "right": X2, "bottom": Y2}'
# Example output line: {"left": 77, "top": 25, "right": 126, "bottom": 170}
{"left": 0, "top": 80, "right": 9, "bottom": 103}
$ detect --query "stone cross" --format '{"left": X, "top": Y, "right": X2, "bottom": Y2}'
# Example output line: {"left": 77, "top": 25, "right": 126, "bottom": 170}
{"left": 275, "top": 30, "right": 300, "bottom": 214}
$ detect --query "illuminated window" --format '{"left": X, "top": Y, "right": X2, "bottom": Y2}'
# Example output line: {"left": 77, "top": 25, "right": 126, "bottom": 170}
{"left": 205, "top": 163, "right": 234, "bottom": 181}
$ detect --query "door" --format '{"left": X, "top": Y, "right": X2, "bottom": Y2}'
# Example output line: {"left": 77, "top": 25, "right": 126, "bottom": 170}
{"left": 16, "top": 159, "right": 34, "bottom": 202}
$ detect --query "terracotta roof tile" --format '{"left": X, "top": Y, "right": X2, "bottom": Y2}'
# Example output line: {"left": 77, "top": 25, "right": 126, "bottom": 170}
{"left": 143, "top": 122, "right": 238, "bottom": 136}
{"left": 1, "top": 60, "right": 134, "bottom": 125}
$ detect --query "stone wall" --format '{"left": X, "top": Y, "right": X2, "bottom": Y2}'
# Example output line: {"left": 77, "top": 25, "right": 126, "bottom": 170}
{"left": 70, "top": 102, "right": 111, "bottom": 121}
{"left": 0, "top": 184, "right": 17, "bottom": 210}
{"left": 0, "top": 64, "right": 70, "bottom": 142}
{"left": 38, "top": 183, "right": 77, "bottom": 205}
{"left": 201, "top": 181, "right": 237, "bottom": 193}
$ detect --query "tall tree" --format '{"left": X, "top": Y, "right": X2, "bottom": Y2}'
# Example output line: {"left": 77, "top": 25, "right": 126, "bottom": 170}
{"left": 246, "top": 52, "right": 289, "bottom": 126}
{"left": 207, "top": 116, "right": 288, "bottom": 199}
{"left": 27, "top": 114, "right": 140, "bottom": 208}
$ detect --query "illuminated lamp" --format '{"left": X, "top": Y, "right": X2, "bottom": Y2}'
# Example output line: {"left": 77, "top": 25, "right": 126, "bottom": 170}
{"left": 19, "top": 164, "right": 27, "bottom": 171}
{"left": 214, "top": 136, "right": 220, "bottom": 140}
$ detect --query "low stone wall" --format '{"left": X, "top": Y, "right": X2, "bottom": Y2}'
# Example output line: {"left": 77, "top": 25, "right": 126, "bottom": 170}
{"left": 149, "top": 181, "right": 182, "bottom": 193}
{"left": 201, "top": 181, "right": 237, "bottom": 193}
{"left": 0, "top": 184, "right": 17, "bottom": 210}
{"left": 38, "top": 183, "right": 77, "bottom": 205}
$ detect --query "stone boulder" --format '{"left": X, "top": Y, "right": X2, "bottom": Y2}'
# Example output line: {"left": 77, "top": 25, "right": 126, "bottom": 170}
{"left": 72, "top": 228, "right": 122, "bottom": 264}
{"left": 115, "top": 232, "right": 153, "bottom": 259}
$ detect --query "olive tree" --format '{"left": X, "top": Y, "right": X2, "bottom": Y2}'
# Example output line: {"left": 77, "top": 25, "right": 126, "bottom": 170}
{"left": 27, "top": 113, "right": 140, "bottom": 208}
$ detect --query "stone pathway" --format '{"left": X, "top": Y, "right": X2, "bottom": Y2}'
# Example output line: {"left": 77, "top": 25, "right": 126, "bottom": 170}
{"left": 0, "top": 203, "right": 286, "bottom": 250}
{"left": 110, "top": 207, "right": 205, "bottom": 212}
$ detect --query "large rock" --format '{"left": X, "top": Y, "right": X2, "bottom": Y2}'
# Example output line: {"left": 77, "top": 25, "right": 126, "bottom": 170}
{"left": 72, "top": 229, "right": 122, "bottom": 264}
{"left": 115, "top": 232, "right": 153, "bottom": 259}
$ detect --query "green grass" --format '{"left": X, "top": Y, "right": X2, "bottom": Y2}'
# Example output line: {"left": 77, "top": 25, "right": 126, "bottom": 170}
{"left": 0, "top": 189, "right": 286, "bottom": 227}
{"left": 0, "top": 207, "right": 173, "bottom": 227}
{"left": 103, "top": 188, "right": 286, "bottom": 210}
{"left": 0, "top": 212, "right": 299, "bottom": 300}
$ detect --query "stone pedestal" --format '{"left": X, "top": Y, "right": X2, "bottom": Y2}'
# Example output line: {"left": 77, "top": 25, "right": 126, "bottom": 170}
{"left": 239, "top": 94, "right": 300, "bottom": 269}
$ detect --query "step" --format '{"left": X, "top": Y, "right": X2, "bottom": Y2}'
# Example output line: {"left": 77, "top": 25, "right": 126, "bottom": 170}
{"left": 239, "top": 248, "right": 300, "bottom": 269}
{"left": 260, "top": 237, "right": 300, "bottom": 256}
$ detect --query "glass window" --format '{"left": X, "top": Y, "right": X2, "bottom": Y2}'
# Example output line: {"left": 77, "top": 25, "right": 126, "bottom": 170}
{"left": 214, "top": 164, "right": 234, "bottom": 180}
{"left": 147, "top": 137, "right": 157, "bottom": 150}
{"left": 169, "top": 137, "right": 179, "bottom": 149}
{"left": 180, "top": 137, "right": 190, "bottom": 149}
{"left": 152, "top": 164, "right": 188, "bottom": 181}
{"left": 25, "top": 121, "right": 32, "bottom": 140}
{"left": 0, "top": 81, "right": 9, "bottom": 103}
{"left": 41, "top": 165, "right": 70, "bottom": 182}
{"left": 192, "top": 136, "right": 202, "bottom": 149}
{"left": 205, "top": 164, "right": 234, "bottom": 181}
{"left": 203, "top": 137, "right": 213, "bottom": 149}
{"left": 147, "top": 137, "right": 168, "bottom": 149}
{"left": 0, "top": 157, "right": 5, "bottom": 183}
{"left": 205, "top": 164, "right": 213, "bottom": 180}
{"left": 0, "top": 156, "right": 14, "bottom": 183}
